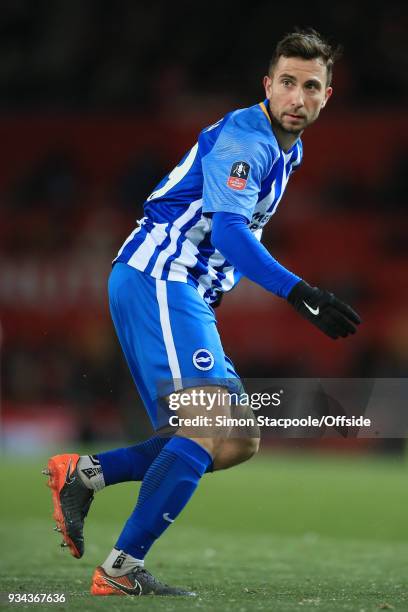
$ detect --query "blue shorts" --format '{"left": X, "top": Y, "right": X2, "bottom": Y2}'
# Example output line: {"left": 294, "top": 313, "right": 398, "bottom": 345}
{"left": 108, "top": 263, "right": 240, "bottom": 430}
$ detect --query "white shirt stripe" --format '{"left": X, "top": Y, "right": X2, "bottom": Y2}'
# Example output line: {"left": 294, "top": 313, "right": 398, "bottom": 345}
{"left": 167, "top": 214, "right": 210, "bottom": 281}
{"left": 127, "top": 223, "right": 168, "bottom": 270}
{"left": 151, "top": 199, "right": 203, "bottom": 277}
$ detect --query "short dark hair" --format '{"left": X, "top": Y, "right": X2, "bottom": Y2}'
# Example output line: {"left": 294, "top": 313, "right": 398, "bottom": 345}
{"left": 268, "top": 28, "right": 342, "bottom": 86}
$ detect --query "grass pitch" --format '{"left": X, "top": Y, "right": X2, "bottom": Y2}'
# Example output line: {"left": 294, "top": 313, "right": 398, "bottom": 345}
{"left": 0, "top": 450, "right": 407, "bottom": 611}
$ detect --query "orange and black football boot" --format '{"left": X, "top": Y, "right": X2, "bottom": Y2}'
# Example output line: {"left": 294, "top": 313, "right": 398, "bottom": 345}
{"left": 42, "top": 453, "right": 94, "bottom": 558}
{"left": 91, "top": 565, "right": 196, "bottom": 597}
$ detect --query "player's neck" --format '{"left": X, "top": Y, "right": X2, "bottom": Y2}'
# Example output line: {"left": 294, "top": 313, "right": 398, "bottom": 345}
{"left": 265, "top": 103, "right": 302, "bottom": 151}
{"left": 271, "top": 123, "right": 302, "bottom": 153}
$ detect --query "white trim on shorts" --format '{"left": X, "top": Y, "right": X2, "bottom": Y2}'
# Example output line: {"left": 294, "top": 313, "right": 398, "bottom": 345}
{"left": 155, "top": 279, "right": 183, "bottom": 391}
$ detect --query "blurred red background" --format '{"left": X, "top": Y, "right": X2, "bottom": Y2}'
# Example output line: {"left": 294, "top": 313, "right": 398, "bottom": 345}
{"left": 1, "top": 1, "right": 407, "bottom": 448}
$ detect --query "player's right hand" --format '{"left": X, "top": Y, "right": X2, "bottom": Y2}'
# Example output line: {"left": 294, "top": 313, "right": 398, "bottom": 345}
{"left": 287, "top": 280, "right": 361, "bottom": 340}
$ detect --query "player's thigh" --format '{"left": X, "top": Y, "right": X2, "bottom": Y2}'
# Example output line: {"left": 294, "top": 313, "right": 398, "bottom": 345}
{"left": 108, "top": 263, "right": 162, "bottom": 412}
{"left": 108, "top": 264, "right": 234, "bottom": 431}
{"left": 164, "top": 282, "right": 234, "bottom": 444}
{"left": 164, "top": 280, "right": 229, "bottom": 383}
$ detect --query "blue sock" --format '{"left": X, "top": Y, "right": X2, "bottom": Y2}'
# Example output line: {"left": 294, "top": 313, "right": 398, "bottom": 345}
{"left": 95, "top": 436, "right": 213, "bottom": 485}
{"left": 115, "top": 437, "right": 212, "bottom": 559}
{"left": 95, "top": 437, "right": 168, "bottom": 485}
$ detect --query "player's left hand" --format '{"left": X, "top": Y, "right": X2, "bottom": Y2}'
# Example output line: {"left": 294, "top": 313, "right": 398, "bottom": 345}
{"left": 287, "top": 280, "right": 361, "bottom": 339}
{"left": 212, "top": 293, "right": 223, "bottom": 308}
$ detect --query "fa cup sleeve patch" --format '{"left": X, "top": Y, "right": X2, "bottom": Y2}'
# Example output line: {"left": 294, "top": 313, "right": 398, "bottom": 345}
{"left": 227, "top": 161, "right": 250, "bottom": 190}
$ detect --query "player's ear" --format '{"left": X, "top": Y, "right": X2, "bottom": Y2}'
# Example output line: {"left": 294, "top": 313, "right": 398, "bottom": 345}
{"left": 321, "top": 86, "right": 333, "bottom": 108}
{"left": 263, "top": 75, "right": 272, "bottom": 98}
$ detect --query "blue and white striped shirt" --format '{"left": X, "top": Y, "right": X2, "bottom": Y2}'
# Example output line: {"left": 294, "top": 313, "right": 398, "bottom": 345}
{"left": 114, "top": 100, "right": 302, "bottom": 304}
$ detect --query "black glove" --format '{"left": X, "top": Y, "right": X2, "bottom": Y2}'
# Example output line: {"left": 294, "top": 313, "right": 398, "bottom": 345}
{"left": 211, "top": 292, "right": 223, "bottom": 309}
{"left": 287, "top": 280, "right": 361, "bottom": 339}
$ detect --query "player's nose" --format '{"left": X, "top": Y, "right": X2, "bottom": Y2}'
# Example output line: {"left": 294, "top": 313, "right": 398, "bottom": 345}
{"left": 290, "top": 86, "right": 305, "bottom": 108}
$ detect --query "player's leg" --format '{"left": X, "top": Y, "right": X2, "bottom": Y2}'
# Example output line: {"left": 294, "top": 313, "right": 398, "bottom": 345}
{"left": 89, "top": 362, "right": 239, "bottom": 484}
{"left": 79, "top": 384, "right": 232, "bottom": 486}
{"left": 213, "top": 436, "right": 260, "bottom": 470}
{"left": 42, "top": 266, "right": 173, "bottom": 561}
{"left": 89, "top": 398, "right": 260, "bottom": 486}
{"left": 209, "top": 355, "right": 261, "bottom": 471}
{"left": 44, "top": 424, "right": 218, "bottom": 556}
{"left": 92, "top": 269, "right": 238, "bottom": 596}
{"left": 43, "top": 270, "right": 172, "bottom": 559}
{"left": 92, "top": 431, "right": 213, "bottom": 596}
{"left": 93, "top": 384, "right": 231, "bottom": 595}
{"left": 88, "top": 437, "right": 168, "bottom": 485}
{"left": 45, "top": 264, "right": 238, "bottom": 594}
{"left": 43, "top": 436, "right": 173, "bottom": 558}
{"left": 41, "top": 426, "right": 249, "bottom": 560}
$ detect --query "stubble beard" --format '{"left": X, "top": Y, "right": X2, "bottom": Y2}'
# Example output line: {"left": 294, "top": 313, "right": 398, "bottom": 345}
{"left": 269, "top": 108, "right": 307, "bottom": 136}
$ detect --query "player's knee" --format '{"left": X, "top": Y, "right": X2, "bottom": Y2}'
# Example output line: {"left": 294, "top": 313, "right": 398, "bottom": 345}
{"left": 237, "top": 436, "right": 260, "bottom": 462}
{"left": 229, "top": 412, "right": 261, "bottom": 464}
{"left": 170, "top": 385, "right": 232, "bottom": 457}
{"left": 213, "top": 436, "right": 260, "bottom": 470}
{"left": 181, "top": 436, "right": 224, "bottom": 459}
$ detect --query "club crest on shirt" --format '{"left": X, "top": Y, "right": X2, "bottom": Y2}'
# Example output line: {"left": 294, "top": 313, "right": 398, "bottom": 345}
{"left": 227, "top": 161, "right": 250, "bottom": 191}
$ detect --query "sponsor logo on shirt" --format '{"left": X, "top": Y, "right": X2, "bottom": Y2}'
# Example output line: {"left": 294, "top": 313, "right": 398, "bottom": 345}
{"left": 249, "top": 211, "right": 273, "bottom": 230}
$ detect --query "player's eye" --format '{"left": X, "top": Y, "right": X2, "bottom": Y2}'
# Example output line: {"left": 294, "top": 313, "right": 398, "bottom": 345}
{"left": 282, "top": 79, "right": 292, "bottom": 87}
